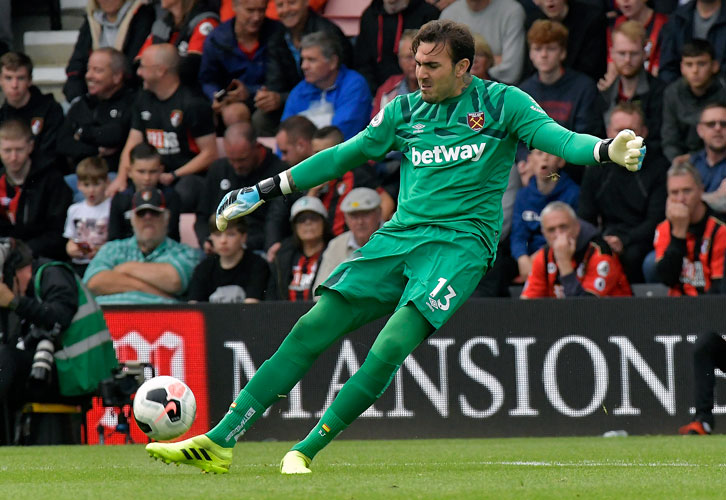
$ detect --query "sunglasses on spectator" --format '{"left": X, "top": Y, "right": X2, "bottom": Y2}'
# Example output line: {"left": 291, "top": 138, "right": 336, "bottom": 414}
{"left": 700, "top": 120, "right": 726, "bottom": 129}
{"left": 294, "top": 212, "right": 323, "bottom": 224}
{"left": 135, "top": 209, "right": 163, "bottom": 218}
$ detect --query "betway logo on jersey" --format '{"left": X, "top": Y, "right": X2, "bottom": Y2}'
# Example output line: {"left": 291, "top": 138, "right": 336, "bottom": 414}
{"left": 411, "top": 143, "right": 486, "bottom": 166}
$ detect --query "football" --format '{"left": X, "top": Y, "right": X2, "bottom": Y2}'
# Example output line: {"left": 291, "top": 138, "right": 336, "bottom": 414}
{"left": 132, "top": 376, "right": 196, "bottom": 441}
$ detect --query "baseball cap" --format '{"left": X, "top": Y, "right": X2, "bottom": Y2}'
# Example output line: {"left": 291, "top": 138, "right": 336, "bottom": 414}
{"left": 341, "top": 187, "right": 381, "bottom": 213}
{"left": 290, "top": 196, "right": 328, "bottom": 222}
{"left": 132, "top": 188, "right": 167, "bottom": 213}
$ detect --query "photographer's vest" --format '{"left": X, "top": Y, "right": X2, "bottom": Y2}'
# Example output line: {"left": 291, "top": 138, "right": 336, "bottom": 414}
{"left": 34, "top": 262, "right": 118, "bottom": 396}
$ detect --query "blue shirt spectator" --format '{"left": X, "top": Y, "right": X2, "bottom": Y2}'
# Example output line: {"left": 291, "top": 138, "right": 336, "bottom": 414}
{"left": 691, "top": 149, "right": 726, "bottom": 192}
{"left": 281, "top": 31, "right": 371, "bottom": 140}
{"left": 511, "top": 149, "right": 579, "bottom": 282}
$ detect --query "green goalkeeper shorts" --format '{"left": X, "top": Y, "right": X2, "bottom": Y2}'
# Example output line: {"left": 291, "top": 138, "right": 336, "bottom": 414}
{"left": 317, "top": 224, "right": 493, "bottom": 329}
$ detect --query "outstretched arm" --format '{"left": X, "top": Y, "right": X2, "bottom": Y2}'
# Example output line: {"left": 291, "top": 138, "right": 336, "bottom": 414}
{"left": 215, "top": 139, "right": 369, "bottom": 230}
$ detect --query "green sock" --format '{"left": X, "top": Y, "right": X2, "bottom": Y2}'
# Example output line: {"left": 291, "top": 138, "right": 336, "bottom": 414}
{"left": 292, "top": 352, "right": 399, "bottom": 460}
{"left": 206, "top": 390, "right": 265, "bottom": 448}
{"left": 292, "top": 409, "right": 348, "bottom": 460}
{"left": 206, "top": 291, "right": 390, "bottom": 449}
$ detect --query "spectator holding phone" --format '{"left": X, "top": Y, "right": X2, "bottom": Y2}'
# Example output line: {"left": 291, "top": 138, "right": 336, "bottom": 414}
{"left": 64, "top": 157, "right": 111, "bottom": 276}
{"left": 199, "top": 0, "right": 283, "bottom": 129}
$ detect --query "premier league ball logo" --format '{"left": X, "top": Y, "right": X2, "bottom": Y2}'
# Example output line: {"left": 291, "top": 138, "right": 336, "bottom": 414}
{"left": 170, "top": 110, "right": 183, "bottom": 128}
{"left": 467, "top": 112, "right": 485, "bottom": 131}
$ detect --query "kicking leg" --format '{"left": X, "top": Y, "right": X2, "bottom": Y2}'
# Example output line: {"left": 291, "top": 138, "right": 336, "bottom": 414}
{"left": 147, "top": 290, "right": 392, "bottom": 472}
{"left": 281, "top": 303, "right": 433, "bottom": 474}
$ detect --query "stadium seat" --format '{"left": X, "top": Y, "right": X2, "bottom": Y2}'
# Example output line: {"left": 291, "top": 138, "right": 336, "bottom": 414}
{"left": 179, "top": 213, "right": 200, "bottom": 248}
{"left": 257, "top": 136, "right": 277, "bottom": 151}
{"left": 323, "top": 0, "right": 367, "bottom": 37}
{"left": 631, "top": 283, "right": 670, "bottom": 297}
{"left": 16, "top": 401, "right": 87, "bottom": 445}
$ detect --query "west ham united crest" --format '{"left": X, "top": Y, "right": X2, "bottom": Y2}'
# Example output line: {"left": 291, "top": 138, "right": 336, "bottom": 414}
{"left": 467, "top": 112, "right": 485, "bottom": 131}
{"left": 170, "top": 110, "right": 183, "bottom": 127}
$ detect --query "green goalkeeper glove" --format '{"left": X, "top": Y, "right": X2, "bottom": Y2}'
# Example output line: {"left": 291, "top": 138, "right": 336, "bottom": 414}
{"left": 594, "top": 129, "right": 646, "bottom": 172}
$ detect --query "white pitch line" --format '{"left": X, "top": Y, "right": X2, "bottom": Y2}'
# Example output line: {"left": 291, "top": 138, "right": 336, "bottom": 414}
{"left": 316, "top": 461, "right": 726, "bottom": 468}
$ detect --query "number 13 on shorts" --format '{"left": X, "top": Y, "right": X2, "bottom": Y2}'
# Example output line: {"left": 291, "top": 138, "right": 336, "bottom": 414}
{"left": 427, "top": 277, "right": 457, "bottom": 312}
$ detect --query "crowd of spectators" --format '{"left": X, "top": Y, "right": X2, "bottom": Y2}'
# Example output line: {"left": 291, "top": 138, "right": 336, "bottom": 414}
{"left": 0, "top": 0, "right": 724, "bottom": 304}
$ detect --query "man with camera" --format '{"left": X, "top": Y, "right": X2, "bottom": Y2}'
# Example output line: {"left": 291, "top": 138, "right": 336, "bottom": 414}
{"left": 0, "top": 238, "right": 116, "bottom": 444}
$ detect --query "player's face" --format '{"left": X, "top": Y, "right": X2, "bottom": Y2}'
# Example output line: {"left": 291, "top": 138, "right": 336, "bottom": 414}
{"left": 344, "top": 208, "right": 381, "bottom": 246}
{"left": 275, "top": 0, "right": 308, "bottom": 30}
{"left": 541, "top": 209, "right": 579, "bottom": 247}
{"left": 78, "top": 179, "right": 108, "bottom": 206}
{"left": 0, "top": 67, "right": 31, "bottom": 107}
{"left": 533, "top": 0, "right": 567, "bottom": 19}
{"left": 667, "top": 174, "right": 703, "bottom": 215}
{"left": 681, "top": 54, "right": 718, "bottom": 91}
{"left": 398, "top": 38, "right": 417, "bottom": 82}
{"left": 86, "top": 51, "right": 121, "bottom": 98}
{"left": 235, "top": 0, "right": 267, "bottom": 36}
{"left": 294, "top": 212, "right": 325, "bottom": 243}
{"left": 210, "top": 227, "right": 246, "bottom": 258}
{"left": 300, "top": 46, "right": 338, "bottom": 89}
{"left": 415, "top": 41, "right": 468, "bottom": 103}
{"left": 0, "top": 137, "right": 33, "bottom": 175}
{"left": 697, "top": 106, "right": 726, "bottom": 153}
{"left": 129, "top": 158, "right": 163, "bottom": 191}
{"left": 607, "top": 110, "right": 647, "bottom": 139}
{"left": 611, "top": 33, "right": 644, "bottom": 78}
{"left": 529, "top": 42, "right": 565, "bottom": 74}
{"left": 615, "top": 0, "right": 646, "bottom": 19}
{"left": 225, "top": 139, "right": 259, "bottom": 175}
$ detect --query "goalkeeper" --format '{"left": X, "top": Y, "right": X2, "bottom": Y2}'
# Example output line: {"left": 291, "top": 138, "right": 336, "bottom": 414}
{"left": 147, "top": 19, "right": 645, "bottom": 474}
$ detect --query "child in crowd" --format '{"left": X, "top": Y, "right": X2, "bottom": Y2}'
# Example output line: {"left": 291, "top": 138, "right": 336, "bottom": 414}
{"left": 108, "top": 142, "right": 181, "bottom": 241}
{"left": 187, "top": 215, "right": 269, "bottom": 303}
{"left": 64, "top": 156, "right": 111, "bottom": 276}
{"left": 511, "top": 149, "right": 580, "bottom": 280}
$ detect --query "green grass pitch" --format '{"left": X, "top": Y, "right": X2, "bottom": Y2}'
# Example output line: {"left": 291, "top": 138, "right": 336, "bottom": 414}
{"left": 1, "top": 436, "right": 724, "bottom": 499}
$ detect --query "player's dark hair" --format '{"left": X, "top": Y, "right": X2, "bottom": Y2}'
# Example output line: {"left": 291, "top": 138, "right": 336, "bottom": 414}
{"left": 527, "top": 20, "right": 568, "bottom": 49}
{"left": 300, "top": 31, "right": 343, "bottom": 67}
{"left": 682, "top": 39, "right": 715, "bottom": 60}
{"left": 76, "top": 156, "right": 109, "bottom": 184}
{"left": 279, "top": 115, "right": 317, "bottom": 142}
{"left": 0, "top": 51, "right": 33, "bottom": 78}
{"left": 312, "top": 126, "right": 343, "bottom": 145}
{"left": 412, "top": 20, "right": 474, "bottom": 72}
{"left": 208, "top": 213, "right": 247, "bottom": 235}
{"left": 130, "top": 142, "right": 161, "bottom": 164}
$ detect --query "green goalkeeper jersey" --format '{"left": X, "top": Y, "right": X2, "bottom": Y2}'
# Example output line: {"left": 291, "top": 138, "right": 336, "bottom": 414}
{"left": 290, "top": 76, "right": 601, "bottom": 251}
